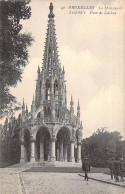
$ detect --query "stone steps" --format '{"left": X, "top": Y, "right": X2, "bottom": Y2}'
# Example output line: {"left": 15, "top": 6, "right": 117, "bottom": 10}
{"left": 9, "top": 161, "right": 82, "bottom": 168}
{"left": 23, "top": 166, "right": 83, "bottom": 173}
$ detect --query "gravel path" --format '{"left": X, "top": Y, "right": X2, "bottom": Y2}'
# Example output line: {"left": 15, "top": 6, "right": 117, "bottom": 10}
{"left": 0, "top": 169, "right": 22, "bottom": 194}
{"left": 22, "top": 172, "right": 125, "bottom": 194}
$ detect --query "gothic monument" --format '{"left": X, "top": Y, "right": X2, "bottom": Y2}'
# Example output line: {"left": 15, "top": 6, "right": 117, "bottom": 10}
{"left": 20, "top": 3, "right": 83, "bottom": 164}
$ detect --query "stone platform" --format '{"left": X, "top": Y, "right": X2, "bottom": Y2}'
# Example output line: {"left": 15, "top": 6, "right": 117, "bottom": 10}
{"left": 9, "top": 161, "right": 82, "bottom": 168}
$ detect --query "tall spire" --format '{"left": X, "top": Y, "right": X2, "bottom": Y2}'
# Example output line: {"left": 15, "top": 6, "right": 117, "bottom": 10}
{"left": 43, "top": 2, "right": 60, "bottom": 72}
{"left": 48, "top": 3, "right": 55, "bottom": 19}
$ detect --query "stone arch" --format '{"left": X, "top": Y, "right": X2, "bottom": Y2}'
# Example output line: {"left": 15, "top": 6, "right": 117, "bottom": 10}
{"left": 54, "top": 124, "right": 71, "bottom": 138}
{"left": 33, "top": 124, "right": 52, "bottom": 140}
{"left": 35, "top": 126, "right": 51, "bottom": 162}
{"left": 56, "top": 126, "right": 71, "bottom": 162}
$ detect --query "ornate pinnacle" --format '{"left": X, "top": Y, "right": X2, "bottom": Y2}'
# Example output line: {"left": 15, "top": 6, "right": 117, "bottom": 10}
{"left": 37, "top": 65, "right": 40, "bottom": 73}
{"left": 77, "top": 99, "right": 80, "bottom": 109}
{"left": 48, "top": 3, "right": 55, "bottom": 18}
{"left": 70, "top": 95, "right": 74, "bottom": 106}
{"left": 32, "top": 94, "right": 35, "bottom": 104}
{"left": 22, "top": 98, "right": 25, "bottom": 109}
{"left": 26, "top": 103, "right": 28, "bottom": 113}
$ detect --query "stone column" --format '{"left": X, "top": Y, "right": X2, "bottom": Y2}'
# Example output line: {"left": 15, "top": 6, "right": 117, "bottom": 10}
{"left": 24, "top": 146, "right": 27, "bottom": 162}
{"left": 63, "top": 143, "right": 67, "bottom": 162}
{"left": 57, "top": 142, "right": 60, "bottom": 161}
{"left": 20, "top": 142, "right": 25, "bottom": 163}
{"left": 60, "top": 140, "right": 64, "bottom": 161}
{"left": 70, "top": 140, "right": 75, "bottom": 162}
{"left": 48, "top": 142, "right": 51, "bottom": 162}
{"left": 30, "top": 140, "right": 36, "bottom": 162}
{"left": 77, "top": 142, "right": 81, "bottom": 163}
{"left": 35, "top": 142, "right": 37, "bottom": 161}
{"left": 50, "top": 137, "right": 56, "bottom": 162}
{"left": 40, "top": 138, "right": 44, "bottom": 162}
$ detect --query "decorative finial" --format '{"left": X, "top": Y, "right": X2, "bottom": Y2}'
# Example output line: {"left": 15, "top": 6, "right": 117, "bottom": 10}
{"left": 48, "top": 2, "right": 55, "bottom": 18}
{"left": 22, "top": 98, "right": 25, "bottom": 108}
{"left": 78, "top": 99, "right": 80, "bottom": 108}
{"left": 37, "top": 65, "right": 40, "bottom": 73}
{"left": 26, "top": 103, "right": 28, "bottom": 113}
{"left": 70, "top": 95, "right": 74, "bottom": 106}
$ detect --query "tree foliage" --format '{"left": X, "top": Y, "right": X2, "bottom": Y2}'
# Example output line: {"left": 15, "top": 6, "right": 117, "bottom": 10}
{"left": 82, "top": 128, "right": 124, "bottom": 167}
{"left": 0, "top": 0, "right": 34, "bottom": 115}
{"left": 0, "top": 117, "right": 21, "bottom": 167}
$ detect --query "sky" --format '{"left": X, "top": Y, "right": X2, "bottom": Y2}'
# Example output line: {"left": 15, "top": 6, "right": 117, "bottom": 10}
{"left": 9, "top": 0, "right": 125, "bottom": 139}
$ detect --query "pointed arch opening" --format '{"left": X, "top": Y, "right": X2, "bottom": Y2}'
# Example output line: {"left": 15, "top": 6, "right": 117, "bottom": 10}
{"left": 46, "top": 79, "right": 51, "bottom": 100}
{"left": 56, "top": 127, "right": 70, "bottom": 162}
{"left": 54, "top": 79, "right": 58, "bottom": 101}
{"left": 36, "top": 127, "right": 50, "bottom": 162}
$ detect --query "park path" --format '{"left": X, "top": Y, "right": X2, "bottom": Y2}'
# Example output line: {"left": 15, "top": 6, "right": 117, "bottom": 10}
{"left": 0, "top": 168, "right": 23, "bottom": 194}
{"left": 0, "top": 169, "right": 125, "bottom": 194}
{"left": 21, "top": 172, "right": 125, "bottom": 194}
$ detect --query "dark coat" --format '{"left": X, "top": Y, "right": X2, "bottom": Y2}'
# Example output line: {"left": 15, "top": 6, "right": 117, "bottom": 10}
{"left": 114, "top": 159, "right": 121, "bottom": 174}
{"left": 108, "top": 161, "right": 115, "bottom": 171}
{"left": 82, "top": 160, "right": 90, "bottom": 171}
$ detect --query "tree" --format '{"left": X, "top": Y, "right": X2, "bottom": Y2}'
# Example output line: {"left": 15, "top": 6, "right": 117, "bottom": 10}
{"left": 82, "top": 128, "right": 123, "bottom": 167}
{"left": 0, "top": 0, "right": 34, "bottom": 117}
{"left": 0, "top": 116, "right": 21, "bottom": 167}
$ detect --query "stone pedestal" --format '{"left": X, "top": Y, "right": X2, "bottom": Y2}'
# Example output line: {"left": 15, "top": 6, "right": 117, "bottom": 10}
{"left": 30, "top": 140, "right": 36, "bottom": 162}
{"left": 77, "top": 142, "right": 81, "bottom": 163}
{"left": 50, "top": 137, "right": 56, "bottom": 162}
{"left": 20, "top": 142, "right": 25, "bottom": 163}
{"left": 70, "top": 140, "right": 75, "bottom": 162}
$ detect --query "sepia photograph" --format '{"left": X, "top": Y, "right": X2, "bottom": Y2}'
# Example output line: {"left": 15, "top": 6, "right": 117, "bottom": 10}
{"left": 0, "top": 0, "right": 125, "bottom": 193}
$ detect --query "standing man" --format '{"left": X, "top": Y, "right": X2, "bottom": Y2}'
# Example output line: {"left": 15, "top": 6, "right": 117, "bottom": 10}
{"left": 108, "top": 158, "right": 115, "bottom": 179}
{"left": 114, "top": 156, "right": 121, "bottom": 182}
{"left": 120, "top": 158, "right": 125, "bottom": 182}
{"left": 82, "top": 158, "right": 90, "bottom": 181}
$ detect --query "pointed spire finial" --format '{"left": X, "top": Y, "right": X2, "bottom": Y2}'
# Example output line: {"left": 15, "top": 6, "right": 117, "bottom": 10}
{"left": 26, "top": 103, "right": 28, "bottom": 113}
{"left": 37, "top": 65, "right": 40, "bottom": 73}
{"left": 70, "top": 95, "right": 74, "bottom": 106}
{"left": 77, "top": 99, "right": 80, "bottom": 109}
{"left": 22, "top": 98, "right": 25, "bottom": 108}
{"left": 48, "top": 2, "right": 55, "bottom": 18}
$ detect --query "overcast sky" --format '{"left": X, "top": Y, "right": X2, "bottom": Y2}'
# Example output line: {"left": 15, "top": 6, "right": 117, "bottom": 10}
{"left": 10, "top": 0, "right": 125, "bottom": 139}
